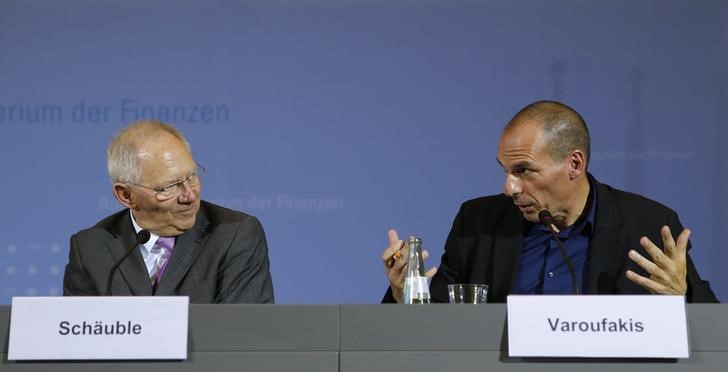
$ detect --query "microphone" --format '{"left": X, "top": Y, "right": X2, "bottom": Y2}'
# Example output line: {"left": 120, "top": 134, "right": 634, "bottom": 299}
{"left": 538, "top": 210, "right": 581, "bottom": 295}
{"left": 538, "top": 210, "right": 553, "bottom": 226}
{"left": 105, "top": 230, "right": 151, "bottom": 296}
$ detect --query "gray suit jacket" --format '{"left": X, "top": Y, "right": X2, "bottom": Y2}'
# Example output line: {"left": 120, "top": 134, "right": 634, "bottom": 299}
{"left": 63, "top": 200, "right": 274, "bottom": 303}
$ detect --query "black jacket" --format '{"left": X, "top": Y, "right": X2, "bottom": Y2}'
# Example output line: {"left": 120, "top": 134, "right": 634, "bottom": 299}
{"left": 385, "top": 175, "right": 718, "bottom": 303}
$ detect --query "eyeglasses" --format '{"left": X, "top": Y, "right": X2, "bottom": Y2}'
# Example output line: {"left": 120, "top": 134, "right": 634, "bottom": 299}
{"left": 129, "top": 164, "right": 205, "bottom": 201}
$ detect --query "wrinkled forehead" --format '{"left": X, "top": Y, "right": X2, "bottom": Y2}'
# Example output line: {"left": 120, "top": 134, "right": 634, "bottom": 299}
{"left": 497, "top": 123, "right": 549, "bottom": 165}
{"left": 137, "top": 136, "right": 196, "bottom": 184}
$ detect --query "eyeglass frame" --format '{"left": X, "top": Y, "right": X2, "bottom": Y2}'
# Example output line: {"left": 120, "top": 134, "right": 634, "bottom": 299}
{"left": 126, "top": 163, "right": 206, "bottom": 201}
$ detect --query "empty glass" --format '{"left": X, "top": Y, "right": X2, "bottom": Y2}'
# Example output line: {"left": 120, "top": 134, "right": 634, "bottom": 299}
{"left": 448, "top": 284, "right": 488, "bottom": 304}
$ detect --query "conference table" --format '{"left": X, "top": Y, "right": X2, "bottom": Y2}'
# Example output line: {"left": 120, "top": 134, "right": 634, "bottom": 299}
{"left": 1, "top": 304, "right": 726, "bottom": 371}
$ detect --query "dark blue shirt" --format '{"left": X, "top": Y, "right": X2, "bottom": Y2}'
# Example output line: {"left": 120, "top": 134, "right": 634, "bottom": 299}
{"left": 511, "top": 185, "right": 596, "bottom": 295}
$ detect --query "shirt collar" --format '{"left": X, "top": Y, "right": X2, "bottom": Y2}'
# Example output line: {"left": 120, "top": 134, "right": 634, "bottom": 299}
{"left": 529, "top": 177, "right": 598, "bottom": 238}
{"left": 129, "top": 210, "right": 161, "bottom": 254}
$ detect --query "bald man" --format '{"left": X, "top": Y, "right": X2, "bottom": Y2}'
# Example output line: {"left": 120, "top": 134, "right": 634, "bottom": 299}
{"left": 382, "top": 100, "right": 717, "bottom": 303}
{"left": 64, "top": 120, "right": 274, "bottom": 303}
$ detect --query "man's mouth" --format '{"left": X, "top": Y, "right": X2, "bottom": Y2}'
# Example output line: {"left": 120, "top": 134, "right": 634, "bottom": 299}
{"left": 516, "top": 204, "right": 534, "bottom": 212}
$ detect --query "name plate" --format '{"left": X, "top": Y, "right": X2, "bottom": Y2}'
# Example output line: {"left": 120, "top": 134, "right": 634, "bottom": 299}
{"left": 507, "top": 295, "right": 688, "bottom": 358}
{"left": 9, "top": 296, "right": 189, "bottom": 360}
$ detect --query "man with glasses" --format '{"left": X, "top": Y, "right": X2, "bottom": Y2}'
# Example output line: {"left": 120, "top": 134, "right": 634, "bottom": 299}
{"left": 63, "top": 120, "right": 274, "bottom": 303}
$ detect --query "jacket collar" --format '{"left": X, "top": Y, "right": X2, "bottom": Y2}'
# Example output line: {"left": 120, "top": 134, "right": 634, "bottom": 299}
{"left": 583, "top": 173, "right": 624, "bottom": 294}
{"left": 105, "top": 207, "right": 210, "bottom": 295}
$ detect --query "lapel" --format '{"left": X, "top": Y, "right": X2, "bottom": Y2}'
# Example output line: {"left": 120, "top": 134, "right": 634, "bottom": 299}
{"left": 155, "top": 210, "right": 210, "bottom": 295}
{"left": 107, "top": 211, "right": 154, "bottom": 296}
{"left": 490, "top": 205, "right": 526, "bottom": 298}
{"left": 584, "top": 176, "right": 623, "bottom": 294}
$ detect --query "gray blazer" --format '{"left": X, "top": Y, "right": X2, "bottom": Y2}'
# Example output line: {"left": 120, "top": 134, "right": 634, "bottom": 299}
{"left": 63, "top": 200, "right": 274, "bottom": 303}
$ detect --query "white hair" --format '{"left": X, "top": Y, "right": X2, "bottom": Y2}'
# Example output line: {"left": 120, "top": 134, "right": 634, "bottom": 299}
{"left": 107, "top": 120, "right": 192, "bottom": 184}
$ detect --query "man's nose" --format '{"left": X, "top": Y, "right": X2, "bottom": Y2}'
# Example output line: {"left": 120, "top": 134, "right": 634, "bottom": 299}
{"left": 177, "top": 182, "right": 199, "bottom": 203}
{"left": 503, "top": 174, "right": 522, "bottom": 197}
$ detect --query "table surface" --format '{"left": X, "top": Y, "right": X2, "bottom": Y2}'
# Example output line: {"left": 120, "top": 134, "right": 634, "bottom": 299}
{"left": 1, "top": 303, "right": 726, "bottom": 371}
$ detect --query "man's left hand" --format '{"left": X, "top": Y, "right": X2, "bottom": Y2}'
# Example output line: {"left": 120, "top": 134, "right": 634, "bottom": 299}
{"left": 625, "top": 225, "right": 688, "bottom": 295}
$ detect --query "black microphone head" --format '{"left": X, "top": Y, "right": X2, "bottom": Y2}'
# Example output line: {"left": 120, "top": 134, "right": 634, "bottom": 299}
{"left": 538, "top": 210, "right": 553, "bottom": 225}
{"left": 136, "top": 230, "right": 151, "bottom": 244}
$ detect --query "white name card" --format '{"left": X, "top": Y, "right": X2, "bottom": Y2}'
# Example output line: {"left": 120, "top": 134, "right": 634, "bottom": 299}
{"left": 9, "top": 296, "right": 189, "bottom": 360}
{"left": 507, "top": 295, "right": 688, "bottom": 358}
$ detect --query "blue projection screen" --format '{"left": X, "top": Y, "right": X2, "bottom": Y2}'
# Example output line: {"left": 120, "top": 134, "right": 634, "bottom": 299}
{"left": 1, "top": 0, "right": 726, "bottom": 303}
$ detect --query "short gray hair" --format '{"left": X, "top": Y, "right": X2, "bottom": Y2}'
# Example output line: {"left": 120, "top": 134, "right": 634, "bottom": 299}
{"left": 107, "top": 120, "right": 192, "bottom": 184}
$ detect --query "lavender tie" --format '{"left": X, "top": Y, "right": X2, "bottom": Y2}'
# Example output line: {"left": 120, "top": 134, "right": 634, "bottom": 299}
{"left": 150, "top": 236, "right": 176, "bottom": 285}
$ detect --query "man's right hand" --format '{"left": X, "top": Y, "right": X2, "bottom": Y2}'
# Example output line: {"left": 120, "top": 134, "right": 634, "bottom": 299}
{"left": 381, "top": 229, "right": 437, "bottom": 303}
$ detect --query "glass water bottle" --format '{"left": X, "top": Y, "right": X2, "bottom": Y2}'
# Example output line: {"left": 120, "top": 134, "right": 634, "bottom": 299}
{"left": 402, "top": 236, "right": 431, "bottom": 304}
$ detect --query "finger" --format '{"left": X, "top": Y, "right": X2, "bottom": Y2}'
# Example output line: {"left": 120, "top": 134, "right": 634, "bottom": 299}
{"left": 639, "top": 236, "right": 668, "bottom": 267}
{"left": 382, "top": 234, "right": 404, "bottom": 263}
{"left": 385, "top": 229, "right": 403, "bottom": 260}
{"left": 388, "top": 229, "right": 400, "bottom": 245}
{"left": 390, "top": 241, "right": 404, "bottom": 261}
{"left": 628, "top": 249, "right": 660, "bottom": 276}
{"left": 673, "top": 228, "right": 690, "bottom": 259}
{"left": 383, "top": 245, "right": 404, "bottom": 268}
{"left": 422, "top": 250, "right": 430, "bottom": 260}
{"left": 625, "top": 270, "right": 665, "bottom": 294}
{"left": 391, "top": 245, "right": 409, "bottom": 272}
{"left": 660, "top": 225, "right": 676, "bottom": 256}
{"left": 425, "top": 266, "right": 438, "bottom": 279}
{"left": 629, "top": 249, "right": 674, "bottom": 286}
{"left": 382, "top": 246, "right": 400, "bottom": 268}
{"left": 387, "top": 251, "right": 409, "bottom": 278}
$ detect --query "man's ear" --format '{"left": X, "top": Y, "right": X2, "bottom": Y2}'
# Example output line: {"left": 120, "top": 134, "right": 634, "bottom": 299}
{"left": 567, "top": 149, "right": 586, "bottom": 180}
{"left": 112, "top": 183, "right": 135, "bottom": 209}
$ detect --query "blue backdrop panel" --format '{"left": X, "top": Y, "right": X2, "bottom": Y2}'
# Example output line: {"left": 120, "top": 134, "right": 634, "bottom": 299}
{"left": 0, "top": 0, "right": 725, "bottom": 303}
